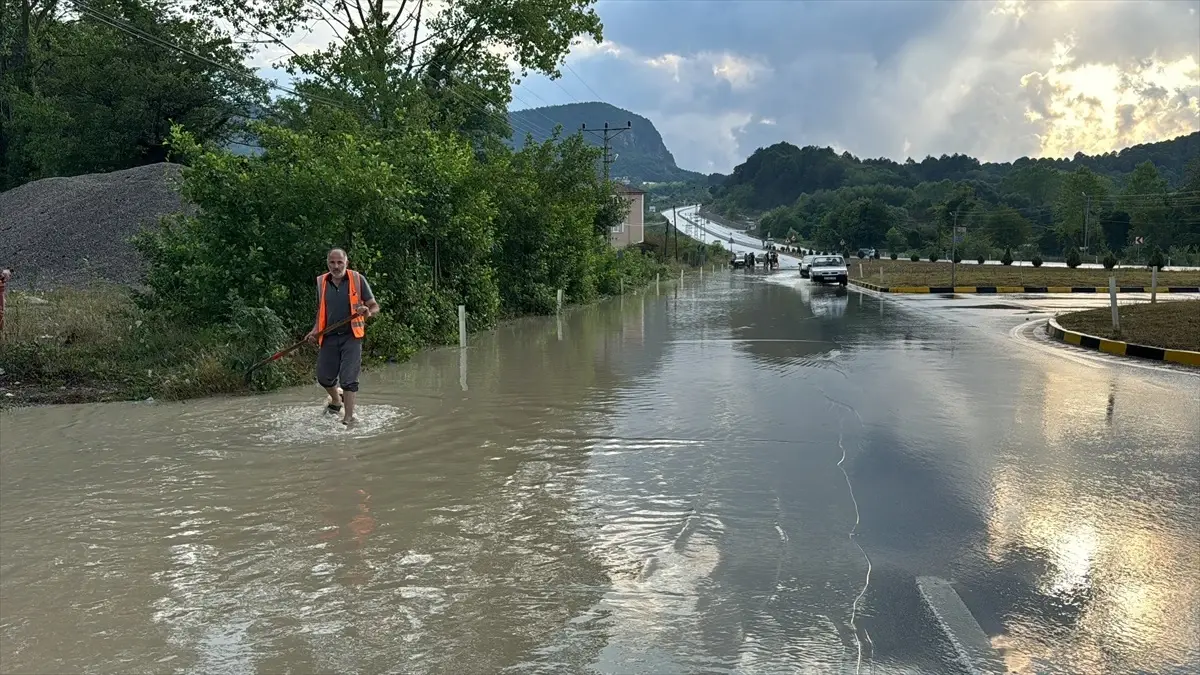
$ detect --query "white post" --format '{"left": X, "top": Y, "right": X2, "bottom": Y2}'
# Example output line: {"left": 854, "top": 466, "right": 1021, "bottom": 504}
{"left": 680, "top": 268, "right": 684, "bottom": 283}
{"left": 620, "top": 277, "right": 624, "bottom": 294}
{"left": 459, "top": 345, "right": 468, "bottom": 392}
{"left": 656, "top": 273, "right": 660, "bottom": 293}
{"left": 859, "top": 262, "right": 864, "bottom": 278}
{"left": 458, "top": 304, "right": 466, "bottom": 348}
{"left": 1109, "top": 276, "right": 1120, "bottom": 333}
{"left": 557, "top": 288, "right": 564, "bottom": 313}
{"left": 880, "top": 266, "right": 884, "bottom": 284}
{"left": 1151, "top": 266, "right": 1158, "bottom": 304}
{"left": 700, "top": 265, "right": 703, "bottom": 280}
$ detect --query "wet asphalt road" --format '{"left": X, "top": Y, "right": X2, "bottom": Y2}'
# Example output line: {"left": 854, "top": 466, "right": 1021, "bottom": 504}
{"left": 2, "top": 268, "right": 1198, "bottom": 674}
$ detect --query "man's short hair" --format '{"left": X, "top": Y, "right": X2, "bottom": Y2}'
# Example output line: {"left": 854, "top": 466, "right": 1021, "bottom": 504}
{"left": 327, "top": 248, "right": 347, "bottom": 259}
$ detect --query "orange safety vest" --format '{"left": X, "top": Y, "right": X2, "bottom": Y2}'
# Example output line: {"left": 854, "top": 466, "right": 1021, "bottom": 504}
{"left": 316, "top": 270, "right": 366, "bottom": 346}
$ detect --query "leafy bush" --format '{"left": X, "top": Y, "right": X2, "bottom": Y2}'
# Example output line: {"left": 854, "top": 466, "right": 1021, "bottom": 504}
{"left": 1065, "top": 247, "right": 1082, "bottom": 268}
{"left": 1031, "top": 255, "right": 1043, "bottom": 267}
{"left": 891, "top": 252, "right": 899, "bottom": 260}
{"left": 977, "top": 255, "right": 985, "bottom": 264}
{"left": 136, "top": 122, "right": 622, "bottom": 373}
{"left": 952, "top": 252, "right": 962, "bottom": 264}
{"left": 929, "top": 252, "right": 939, "bottom": 263}
{"left": 910, "top": 253, "right": 919, "bottom": 262}
{"left": 1001, "top": 248, "right": 1014, "bottom": 266}
{"left": 1102, "top": 253, "right": 1118, "bottom": 269}
{"left": 1147, "top": 245, "right": 1166, "bottom": 269}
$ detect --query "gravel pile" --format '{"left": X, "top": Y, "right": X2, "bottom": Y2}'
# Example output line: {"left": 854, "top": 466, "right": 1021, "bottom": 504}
{"left": 0, "top": 163, "right": 192, "bottom": 291}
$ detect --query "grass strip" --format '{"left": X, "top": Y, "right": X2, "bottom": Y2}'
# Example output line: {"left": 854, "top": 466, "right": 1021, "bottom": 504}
{"left": 1056, "top": 299, "right": 1200, "bottom": 352}
{"left": 846, "top": 259, "right": 1200, "bottom": 289}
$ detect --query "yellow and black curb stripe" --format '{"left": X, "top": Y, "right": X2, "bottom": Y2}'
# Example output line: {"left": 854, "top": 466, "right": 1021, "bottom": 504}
{"left": 850, "top": 280, "right": 1200, "bottom": 295}
{"left": 1045, "top": 317, "right": 1200, "bottom": 368}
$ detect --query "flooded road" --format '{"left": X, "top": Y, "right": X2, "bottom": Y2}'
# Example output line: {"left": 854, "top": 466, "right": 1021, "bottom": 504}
{"left": 3, "top": 271, "right": 1199, "bottom": 674}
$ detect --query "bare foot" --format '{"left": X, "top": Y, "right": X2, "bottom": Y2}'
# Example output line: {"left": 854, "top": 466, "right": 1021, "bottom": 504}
{"left": 341, "top": 415, "right": 357, "bottom": 427}
{"left": 325, "top": 386, "right": 344, "bottom": 412}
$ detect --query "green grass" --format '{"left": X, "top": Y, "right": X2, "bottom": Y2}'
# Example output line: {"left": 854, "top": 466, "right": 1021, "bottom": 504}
{"left": 0, "top": 260, "right": 684, "bottom": 407}
{"left": 1056, "top": 299, "right": 1200, "bottom": 352}
{"left": 0, "top": 285, "right": 313, "bottom": 407}
{"left": 849, "top": 259, "right": 1200, "bottom": 288}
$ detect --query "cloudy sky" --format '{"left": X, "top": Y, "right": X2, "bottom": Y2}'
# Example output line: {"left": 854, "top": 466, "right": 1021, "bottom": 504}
{"left": 254, "top": 0, "right": 1200, "bottom": 174}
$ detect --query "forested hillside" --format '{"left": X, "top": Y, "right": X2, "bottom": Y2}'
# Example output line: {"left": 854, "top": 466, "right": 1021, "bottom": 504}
{"left": 705, "top": 133, "right": 1200, "bottom": 262}
{"left": 508, "top": 102, "right": 704, "bottom": 183}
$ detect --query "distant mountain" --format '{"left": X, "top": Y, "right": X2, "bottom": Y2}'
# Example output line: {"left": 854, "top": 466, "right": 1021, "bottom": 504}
{"left": 713, "top": 131, "right": 1200, "bottom": 213}
{"left": 508, "top": 102, "right": 704, "bottom": 183}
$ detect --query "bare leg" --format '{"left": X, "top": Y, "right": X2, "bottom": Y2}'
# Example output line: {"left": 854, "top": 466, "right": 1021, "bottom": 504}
{"left": 325, "top": 385, "right": 343, "bottom": 410}
{"left": 342, "top": 390, "right": 357, "bottom": 424}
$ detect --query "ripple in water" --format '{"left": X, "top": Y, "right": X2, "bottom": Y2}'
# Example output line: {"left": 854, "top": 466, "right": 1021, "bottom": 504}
{"left": 249, "top": 403, "right": 409, "bottom": 445}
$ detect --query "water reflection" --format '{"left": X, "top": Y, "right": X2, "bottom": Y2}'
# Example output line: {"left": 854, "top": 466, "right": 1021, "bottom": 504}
{"left": 964, "top": 356, "right": 1200, "bottom": 674}
{"left": 2, "top": 272, "right": 1197, "bottom": 674}
{"left": 0, "top": 293, "right": 665, "bottom": 674}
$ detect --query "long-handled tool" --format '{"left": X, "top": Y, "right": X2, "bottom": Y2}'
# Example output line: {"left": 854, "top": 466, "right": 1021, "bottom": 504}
{"left": 243, "top": 312, "right": 363, "bottom": 385}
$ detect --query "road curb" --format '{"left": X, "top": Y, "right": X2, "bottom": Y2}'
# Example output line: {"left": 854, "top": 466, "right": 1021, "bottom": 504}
{"left": 1045, "top": 317, "right": 1200, "bottom": 368}
{"left": 850, "top": 279, "right": 1200, "bottom": 294}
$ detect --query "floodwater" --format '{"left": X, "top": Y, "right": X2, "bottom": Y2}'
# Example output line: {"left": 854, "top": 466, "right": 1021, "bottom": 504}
{"left": 2, "top": 271, "right": 1199, "bottom": 674}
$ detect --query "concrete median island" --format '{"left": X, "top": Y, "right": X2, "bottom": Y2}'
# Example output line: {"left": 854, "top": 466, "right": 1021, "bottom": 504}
{"left": 847, "top": 259, "right": 1200, "bottom": 293}
{"left": 1048, "top": 299, "right": 1200, "bottom": 367}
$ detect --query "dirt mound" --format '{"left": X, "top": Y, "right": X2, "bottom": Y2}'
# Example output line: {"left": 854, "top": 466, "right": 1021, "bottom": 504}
{"left": 0, "top": 163, "right": 191, "bottom": 291}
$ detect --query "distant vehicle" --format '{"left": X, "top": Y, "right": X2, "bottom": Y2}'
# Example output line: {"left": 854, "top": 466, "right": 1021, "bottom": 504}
{"left": 730, "top": 254, "right": 746, "bottom": 269}
{"left": 799, "top": 255, "right": 816, "bottom": 278}
{"left": 809, "top": 255, "right": 848, "bottom": 286}
{"left": 856, "top": 248, "right": 876, "bottom": 259}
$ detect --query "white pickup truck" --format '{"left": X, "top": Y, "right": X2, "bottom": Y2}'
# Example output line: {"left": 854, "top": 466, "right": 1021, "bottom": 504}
{"left": 808, "top": 255, "right": 848, "bottom": 287}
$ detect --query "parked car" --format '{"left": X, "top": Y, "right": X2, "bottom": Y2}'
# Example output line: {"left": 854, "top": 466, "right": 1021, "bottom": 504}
{"left": 808, "top": 255, "right": 848, "bottom": 286}
{"left": 799, "top": 255, "right": 816, "bottom": 278}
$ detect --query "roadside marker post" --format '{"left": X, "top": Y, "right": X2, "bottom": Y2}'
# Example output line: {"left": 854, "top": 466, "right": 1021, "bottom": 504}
{"left": 1151, "top": 266, "right": 1158, "bottom": 304}
{"left": 1108, "top": 276, "right": 1120, "bottom": 333}
{"left": 458, "top": 305, "right": 466, "bottom": 348}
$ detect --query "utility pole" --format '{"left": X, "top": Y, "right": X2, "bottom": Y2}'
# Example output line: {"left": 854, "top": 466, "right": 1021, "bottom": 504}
{"left": 581, "top": 121, "right": 632, "bottom": 182}
{"left": 671, "top": 208, "right": 678, "bottom": 261}
{"left": 1082, "top": 192, "right": 1091, "bottom": 255}
{"left": 951, "top": 210, "right": 959, "bottom": 289}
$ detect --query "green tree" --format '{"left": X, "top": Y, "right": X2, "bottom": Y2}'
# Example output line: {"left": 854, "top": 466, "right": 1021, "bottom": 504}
{"left": 1053, "top": 167, "right": 1109, "bottom": 249}
{"left": 136, "top": 122, "right": 499, "bottom": 356}
{"left": 885, "top": 226, "right": 907, "bottom": 253}
{"left": 486, "top": 130, "right": 614, "bottom": 314}
{"left": 818, "top": 197, "right": 891, "bottom": 250}
{"left": 205, "top": 0, "right": 603, "bottom": 139}
{"left": 1172, "top": 157, "right": 1200, "bottom": 247}
{"left": 999, "top": 164, "right": 1063, "bottom": 206}
{"left": 1120, "top": 161, "right": 1175, "bottom": 249}
{"left": 2, "top": 0, "right": 261, "bottom": 188}
{"left": 984, "top": 206, "right": 1032, "bottom": 251}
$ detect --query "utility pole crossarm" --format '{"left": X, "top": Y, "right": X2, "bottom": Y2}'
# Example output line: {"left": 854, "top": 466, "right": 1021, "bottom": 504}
{"left": 581, "top": 121, "right": 632, "bottom": 183}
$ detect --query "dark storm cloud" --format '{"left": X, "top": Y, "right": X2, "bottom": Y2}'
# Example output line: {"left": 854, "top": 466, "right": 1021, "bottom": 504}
{"left": 512, "top": 0, "right": 1200, "bottom": 171}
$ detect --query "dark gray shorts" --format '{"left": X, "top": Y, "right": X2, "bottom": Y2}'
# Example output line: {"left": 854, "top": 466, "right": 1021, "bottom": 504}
{"left": 317, "top": 332, "right": 363, "bottom": 392}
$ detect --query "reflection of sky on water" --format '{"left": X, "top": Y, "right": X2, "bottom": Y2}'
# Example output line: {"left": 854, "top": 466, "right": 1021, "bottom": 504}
{"left": 984, "top": 361, "right": 1200, "bottom": 674}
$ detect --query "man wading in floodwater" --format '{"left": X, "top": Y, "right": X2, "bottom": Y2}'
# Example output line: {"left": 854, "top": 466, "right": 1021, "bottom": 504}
{"left": 306, "top": 249, "right": 380, "bottom": 425}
